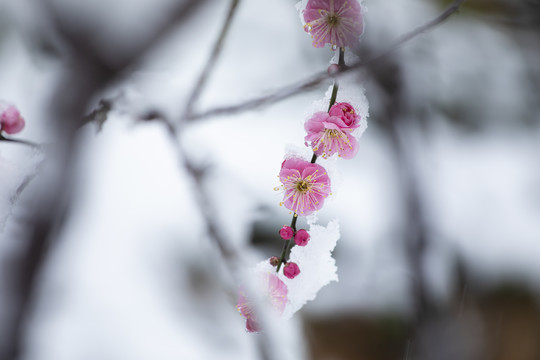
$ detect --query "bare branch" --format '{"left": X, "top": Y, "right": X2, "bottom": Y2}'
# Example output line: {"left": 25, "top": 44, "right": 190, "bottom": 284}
{"left": 0, "top": 135, "right": 42, "bottom": 149}
{"left": 186, "top": 0, "right": 466, "bottom": 122}
{"left": 364, "top": 0, "right": 466, "bottom": 64}
{"left": 182, "top": 0, "right": 241, "bottom": 122}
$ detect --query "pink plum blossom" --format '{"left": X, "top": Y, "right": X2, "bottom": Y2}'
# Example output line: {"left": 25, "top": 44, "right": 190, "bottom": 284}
{"left": 236, "top": 273, "right": 288, "bottom": 332}
{"left": 279, "top": 225, "right": 294, "bottom": 240}
{"left": 0, "top": 102, "right": 25, "bottom": 135}
{"left": 329, "top": 102, "right": 360, "bottom": 127}
{"left": 283, "top": 262, "right": 301, "bottom": 279}
{"left": 303, "top": 0, "right": 364, "bottom": 49}
{"left": 294, "top": 229, "right": 310, "bottom": 246}
{"left": 276, "top": 158, "right": 331, "bottom": 216}
{"left": 304, "top": 102, "right": 361, "bottom": 159}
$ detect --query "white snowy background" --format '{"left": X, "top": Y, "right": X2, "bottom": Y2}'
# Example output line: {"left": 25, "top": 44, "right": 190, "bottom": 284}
{"left": 1, "top": 0, "right": 539, "bottom": 359}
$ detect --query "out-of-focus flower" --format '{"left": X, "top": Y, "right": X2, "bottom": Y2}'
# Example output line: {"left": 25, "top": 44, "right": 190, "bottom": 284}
{"left": 294, "top": 229, "right": 310, "bottom": 246}
{"left": 276, "top": 158, "right": 331, "bottom": 216}
{"left": 303, "top": 0, "right": 364, "bottom": 49}
{"left": 0, "top": 102, "right": 25, "bottom": 135}
{"left": 279, "top": 225, "right": 294, "bottom": 240}
{"left": 283, "top": 262, "right": 301, "bottom": 279}
{"left": 327, "top": 63, "right": 340, "bottom": 75}
{"left": 236, "top": 273, "right": 288, "bottom": 332}
{"left": 304, "top": 102, "right": 361, "bottom": 159}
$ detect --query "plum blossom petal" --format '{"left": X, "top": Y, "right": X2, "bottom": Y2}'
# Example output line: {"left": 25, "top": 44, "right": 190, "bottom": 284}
{"left": 328, "top": 102, "right": 361, "bottom": 127}
{"left": 279, "top": 225, "right": 294, "bottom": 240}
{"left": 304, "top": 102, "right": 361, "bottom": 159}
{"left": 236, "top": 273, "right": 288, "bottom": 333}
{"left": 303, "top": 0, "right": 364, "bottom": 49}
{"left": 276, "top": 158, "right": 331, "bottom": 216}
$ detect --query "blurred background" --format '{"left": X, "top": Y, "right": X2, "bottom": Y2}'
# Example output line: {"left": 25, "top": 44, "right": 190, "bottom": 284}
{"left": 0, "top": 0, "right": 539, "bottom": 359}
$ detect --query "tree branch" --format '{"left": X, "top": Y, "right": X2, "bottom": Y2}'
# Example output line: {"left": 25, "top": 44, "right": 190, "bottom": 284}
{"left": 0, "top": 134, "right": 42, "bottom": 149}
{"left": 186, "top": 0, "right": 466, "bottom": 122}
{"left": 182, "top": 0, "right": 241, "bottom": 123}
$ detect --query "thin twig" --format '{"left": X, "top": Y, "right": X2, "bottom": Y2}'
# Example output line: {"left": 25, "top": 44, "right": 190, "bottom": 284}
{"left": 0, "top": 135, "right": 41, "bottom": 149}
{"left": 155, "top": 115, "right": 274, "bottom": 360}
{"left": 186, "top": 0, "right": 466, "bottom": 122}
{"left": 182, "top": 0, "right": 241, "bottom": 123}
{"left": 0, "top": 159, "right": 45, "bottom": 232}
{"left": 365, "top": 0, "right": 466, "bottom": 64}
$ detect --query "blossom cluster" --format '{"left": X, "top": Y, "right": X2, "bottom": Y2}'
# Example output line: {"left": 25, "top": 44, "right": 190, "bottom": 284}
{"left": 237, "top": 0, "right": 365, "bottom": 333}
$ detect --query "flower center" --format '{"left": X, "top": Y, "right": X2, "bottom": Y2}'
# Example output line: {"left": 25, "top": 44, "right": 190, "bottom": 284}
{"left": 326, "top": 14, "right": 340, "bottom": 27}
{"left": 326, "top": 129, "right": 341, "bottom": 137}
{"left": 295, "top": 180, "right": 311, "bottom": 193}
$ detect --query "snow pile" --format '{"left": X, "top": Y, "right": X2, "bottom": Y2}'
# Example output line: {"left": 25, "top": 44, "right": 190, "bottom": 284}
{"left": 256, "top": 219, "right": 340, "bottom": 319}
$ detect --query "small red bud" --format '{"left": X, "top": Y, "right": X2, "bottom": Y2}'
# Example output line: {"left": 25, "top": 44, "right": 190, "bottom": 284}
{"left": 269, "top": 256, "right": 280, "bottom": 267}
{"left": 283, "top": 262, "right": 301, "bottom": 279}
{"left": 294, "top": 229, "right": 310, "bottom": 246}
{"left": 279, "top": 226, "right": 294, "bottom": 240}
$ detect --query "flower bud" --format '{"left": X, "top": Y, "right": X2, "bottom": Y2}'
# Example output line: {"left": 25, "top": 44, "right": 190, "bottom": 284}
{"left": 0, "top": 103, "right": 25, "bottom": 135}
{"left": 294, "top": 229, "right": 310, "bottom": 246}
{"left": 269, "top": 256, "right": 280, "bottom": 267}
{"left": 327, "top": 64, "right": 340, "bottom": 75}
{"left": 328, "top": 102, "right": 359, "bottom": 127}
{"left": 283, "top": 262, "right": 300, "bottom": 279}
{"left": 279, "top": 225, "right": 294, "bottom": 240}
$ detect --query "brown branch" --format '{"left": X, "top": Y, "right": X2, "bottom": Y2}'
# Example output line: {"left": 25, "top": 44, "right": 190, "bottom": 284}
{"left": 186, "top": 0, "right": 466, "bottom": 122}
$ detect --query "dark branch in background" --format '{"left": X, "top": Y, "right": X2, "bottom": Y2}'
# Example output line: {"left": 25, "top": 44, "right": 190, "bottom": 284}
{"left": 0, "top": 159, "right": 45, "bottom": 231}
{"left": 364, "top": 0, "right": 466, "bottom": 64}
{"left": 1, "top": 1, "right": 208, "bottom": 360}
{"left": 84, "top": 98, "right": 113, "bottom": 131}
{"left": 148, "top": 111, "right": 274, "bottom": 360}
{"left": 0, "top": 134, "right": 41, "bottom": 149}
{"left": 182, "top": 0, "right": 240, "bottom": 123}
{"left": 186, "top": 0, "right": 466, "bottom": 122}
{"left": 158, "top": 0, "right": 276, "bottom": 355}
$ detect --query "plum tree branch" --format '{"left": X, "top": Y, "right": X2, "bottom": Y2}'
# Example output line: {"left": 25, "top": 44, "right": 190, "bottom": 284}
{"left": 186, "top": 0, "right": 466, "bottom": 122}
{"left": 181, "top": 0, "right": 241, "bottom": 124}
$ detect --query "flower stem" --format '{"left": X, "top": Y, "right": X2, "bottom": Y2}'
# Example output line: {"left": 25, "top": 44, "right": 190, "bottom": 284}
{"left": 275, "top": 49, "right": 347, "bottom": 273}
{"left": 326, "top": 47, "right": 345, "bottom": 112}
{"left": 0, "top": 134, "right": 41, "bottom": 149}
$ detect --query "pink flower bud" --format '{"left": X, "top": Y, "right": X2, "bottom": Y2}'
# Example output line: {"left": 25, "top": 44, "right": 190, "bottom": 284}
{"left": 327, "top": 64, "right": 340, "bottom": 75}
{"left": 269, "top": 256, "right": 280, "bottom": 267}
{"left": 279, "top": 226, "right": 294, "bottom": 240}
{"left": 0, "top": 103, "right": 25, "bottom": 135}
{"left": 328, "top": 102, "right": 359, "bottom": 127}
{"left": 294, "top": 229, "right": 310, "bottom": 246}
{"left": 283, "top": 262, "right": 300, "bottom": 279}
